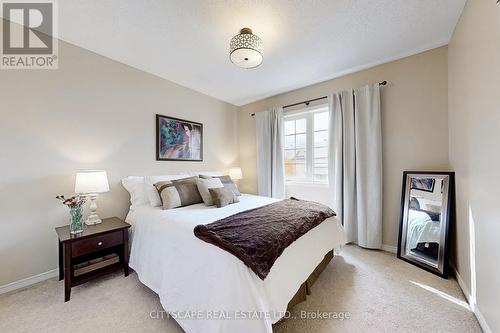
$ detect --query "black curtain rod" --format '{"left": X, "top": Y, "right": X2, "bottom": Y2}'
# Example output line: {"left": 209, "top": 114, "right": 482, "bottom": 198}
{"left": 251, "top": 81, "right": 387, "bottom": 116}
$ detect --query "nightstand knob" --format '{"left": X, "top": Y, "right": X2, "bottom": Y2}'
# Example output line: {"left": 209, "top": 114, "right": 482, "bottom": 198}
{"left": 97, "top": 241, "right": 103, "bottom": 246}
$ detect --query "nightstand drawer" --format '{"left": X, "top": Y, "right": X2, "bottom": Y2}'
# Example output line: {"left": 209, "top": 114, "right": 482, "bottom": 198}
{"left": 71, "top": 231, "right": 123, "bottom": 258}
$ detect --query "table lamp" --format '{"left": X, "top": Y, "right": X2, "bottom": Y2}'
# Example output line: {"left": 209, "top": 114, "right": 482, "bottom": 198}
{"left": 75, "top": 170, "right": 109, "bottom": 225}
{"left": 229, "top": 167, "right": 243, "bottom": 182}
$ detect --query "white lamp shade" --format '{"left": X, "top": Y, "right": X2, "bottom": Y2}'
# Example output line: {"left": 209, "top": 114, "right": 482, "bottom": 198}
{"left": 229, "top": 167, "right": 243, "bottom": 180}
{"left": 75, "top": 170, "right": 110, "bottom": 194}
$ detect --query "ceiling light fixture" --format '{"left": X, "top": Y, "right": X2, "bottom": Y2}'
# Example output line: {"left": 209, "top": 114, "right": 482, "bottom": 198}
{"left": 229, "top": 28, "right": 263, "bottom": 69}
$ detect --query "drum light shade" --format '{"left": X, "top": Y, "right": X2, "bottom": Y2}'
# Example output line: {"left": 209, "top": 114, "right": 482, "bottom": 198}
{"left": 230, "top": 28, "right": 263, "bottom": 69}
{"left": 75, "top": 170, "right": 110, "bottom": 194}
{"left": 229, "top": 167, "right": 243, "bottom": 181}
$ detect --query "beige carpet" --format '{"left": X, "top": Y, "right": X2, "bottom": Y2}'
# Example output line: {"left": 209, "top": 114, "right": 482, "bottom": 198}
{"left": 0, "top": 245, "right": 481, "bottom": 333}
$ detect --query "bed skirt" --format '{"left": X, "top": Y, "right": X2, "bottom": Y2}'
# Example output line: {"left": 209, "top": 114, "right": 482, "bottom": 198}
{"left": 274, "top": 250, "right": 334, "bottom": 325}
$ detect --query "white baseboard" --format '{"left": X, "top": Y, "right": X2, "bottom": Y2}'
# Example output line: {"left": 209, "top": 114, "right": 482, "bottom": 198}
{"left": 449, "top": 262, "right": 471, "bottom": 304}
{"left": 449, "top": 262, "right": 492, "bottom": 333}
{"left": 381, "top": 244, "right": 397, "bottom": 254}
{"left": 474, "top": 305, "right": 493, "bottom": 333}
{"left": 0, "top": 269, "right": 58, "bottom": 295}
{"left": 474, "top": 306, "right": 492, "bottom": 333}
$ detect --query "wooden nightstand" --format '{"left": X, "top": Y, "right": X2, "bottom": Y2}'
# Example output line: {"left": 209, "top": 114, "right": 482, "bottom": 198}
{"left": 55, "top": 217, "right": 131, "bottom": 302}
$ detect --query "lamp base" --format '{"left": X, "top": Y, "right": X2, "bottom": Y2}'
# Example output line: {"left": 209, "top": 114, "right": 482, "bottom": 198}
{"left": 85, "top": 214, "right": 102, "bottom": 225}
{"left": 85, "top": 194, "right": 102, "bottom": 225}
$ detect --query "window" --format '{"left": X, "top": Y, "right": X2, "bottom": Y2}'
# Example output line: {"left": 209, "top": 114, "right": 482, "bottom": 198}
{"left": 284, "top": 106, "right": 329, "bottom": 184}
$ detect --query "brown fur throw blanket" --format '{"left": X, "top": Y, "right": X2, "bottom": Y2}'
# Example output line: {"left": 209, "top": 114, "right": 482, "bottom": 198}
{"left": 193, "top": 198, "right": 336, "bottom": 280}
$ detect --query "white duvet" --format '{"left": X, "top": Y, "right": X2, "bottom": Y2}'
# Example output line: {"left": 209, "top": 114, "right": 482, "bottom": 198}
{"left": 127, "top": 194, "right": 346, "bottom": 333}
{"left": 406, "top": 209, "right": 441, "bottom": 252}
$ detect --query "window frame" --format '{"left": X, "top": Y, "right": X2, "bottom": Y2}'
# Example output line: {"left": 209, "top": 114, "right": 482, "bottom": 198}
{"left": 283, "top": 104, "right": 329, "bottom": 185}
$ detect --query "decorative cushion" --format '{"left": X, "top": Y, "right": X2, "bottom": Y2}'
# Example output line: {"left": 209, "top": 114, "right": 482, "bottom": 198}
{"left": 154, "top": 181, "right": 179, "bottom": 209}
{"left": 199, "top": 175, "right": 241, "bottom": 196}
{"left": 144, "top": 174, "right": 190, "bottom": 206}
{"left": 196, "top": 178, "right": 224, "bottom": 206}
{"left": 173, "top": 176, "right": 203, "bottom": 205}
{"left": 209, "top": 187, "right": 240, "bottom": 208}
{"left": 154, "top": 176, "right": 203, "bottom": 209}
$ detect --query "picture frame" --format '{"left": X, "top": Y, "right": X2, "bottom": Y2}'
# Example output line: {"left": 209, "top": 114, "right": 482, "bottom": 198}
{"left": 410, "top": 177, "right": 435, "bottom": 192}
{"left": 156, "top": 114, "right": 203, "bottom": 161}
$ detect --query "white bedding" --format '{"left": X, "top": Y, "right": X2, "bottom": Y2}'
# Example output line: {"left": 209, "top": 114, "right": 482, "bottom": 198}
{"left": 127, "top": 194, "right": 346, "bottom": 333}
{"left": 406, "top": 209, "right": 441, "bottom": 252}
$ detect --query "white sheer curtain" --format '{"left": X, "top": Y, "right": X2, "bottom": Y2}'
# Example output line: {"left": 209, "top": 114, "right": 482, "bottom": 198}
{"left": 255, "top": 106, "right": 285, "bottom": 198}
{"left": 328, "top": 84, "right": 383, "bottom": 249}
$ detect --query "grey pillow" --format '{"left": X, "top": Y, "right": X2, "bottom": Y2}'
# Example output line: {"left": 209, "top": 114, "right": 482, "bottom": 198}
{"left": 200, "top": 175, "right": 241, "bottom": 196}
{"left": 196, "top": 177, "right": 224, "bottom": 206}
{"left": 209, "top": 187, "right": 240, "bottom": 208}
{"left": 154, "top": 176, "right": 203, "bottom": 209}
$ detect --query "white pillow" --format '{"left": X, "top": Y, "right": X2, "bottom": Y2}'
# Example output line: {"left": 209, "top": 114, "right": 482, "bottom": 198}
{"left": 196, "top": 178, "right": 224, "bottom": 206}
{"left": 144, "top": 174, "right": 190, "bottom": 206}
{"left": 122, "top": 176, "right": 147, "bottom": 208}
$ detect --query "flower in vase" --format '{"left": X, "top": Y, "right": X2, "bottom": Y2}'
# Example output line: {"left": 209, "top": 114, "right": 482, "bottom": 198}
{"left": 56, "top": 195, "right": 87, "bottom": 208}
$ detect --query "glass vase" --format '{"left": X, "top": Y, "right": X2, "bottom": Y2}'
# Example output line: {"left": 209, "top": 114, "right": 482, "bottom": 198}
{"left": 69, "top": 206, "right": 84, "bottom": 234}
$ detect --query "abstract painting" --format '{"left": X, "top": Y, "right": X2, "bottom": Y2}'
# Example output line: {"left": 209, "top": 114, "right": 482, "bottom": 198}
{"left": 410, "top": 177, "right": 435, "bottom": 192}
{"left": 156, "top": 114, "right": 203, "bottom": 161}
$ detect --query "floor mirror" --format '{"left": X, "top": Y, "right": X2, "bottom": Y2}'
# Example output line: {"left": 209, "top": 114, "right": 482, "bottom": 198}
{"left": 397, "top": 171, "right": 454, "bottom": 278}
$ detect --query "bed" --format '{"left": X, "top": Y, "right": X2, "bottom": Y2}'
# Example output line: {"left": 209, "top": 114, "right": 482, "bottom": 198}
{"left": 126, "top": 193, "right": 346, "bottom": 333}
{"left": 406, "top": 208, "right": 441, "bottom": 253}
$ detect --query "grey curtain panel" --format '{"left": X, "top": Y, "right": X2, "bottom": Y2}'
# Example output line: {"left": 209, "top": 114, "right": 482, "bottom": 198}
{"left": 256, "top": 107, "right": 285, "bottom": 199}
{"left": 328, "top": 84, "right": 383, "bottom": 249}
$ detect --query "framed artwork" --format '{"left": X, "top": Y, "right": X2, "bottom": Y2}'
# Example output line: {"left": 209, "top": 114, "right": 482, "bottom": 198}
{"left": 410, "top": 177, "right": 435, "bottom": 192}
{"left": 156, "top": 114, "right": 203, "bottom": 161}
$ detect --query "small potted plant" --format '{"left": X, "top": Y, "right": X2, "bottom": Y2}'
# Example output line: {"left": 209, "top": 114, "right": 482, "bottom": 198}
{"left": 56, "top": 195, "right": 87, "bottom": 234}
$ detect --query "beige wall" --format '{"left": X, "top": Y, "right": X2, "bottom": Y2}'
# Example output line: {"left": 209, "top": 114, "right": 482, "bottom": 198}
{"left": 0, "top": 39, "right": 238, "bottom": 286}
{"left": 448, "top": 0, "right": 500, "bottom": 331}
{"left": 237, "top": 47, "right": 449, "bottom": 248}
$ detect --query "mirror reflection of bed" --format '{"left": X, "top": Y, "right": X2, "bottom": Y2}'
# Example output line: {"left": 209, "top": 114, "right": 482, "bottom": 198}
{"left": 406, "top": 178, "right": 443, "bottom": 265}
